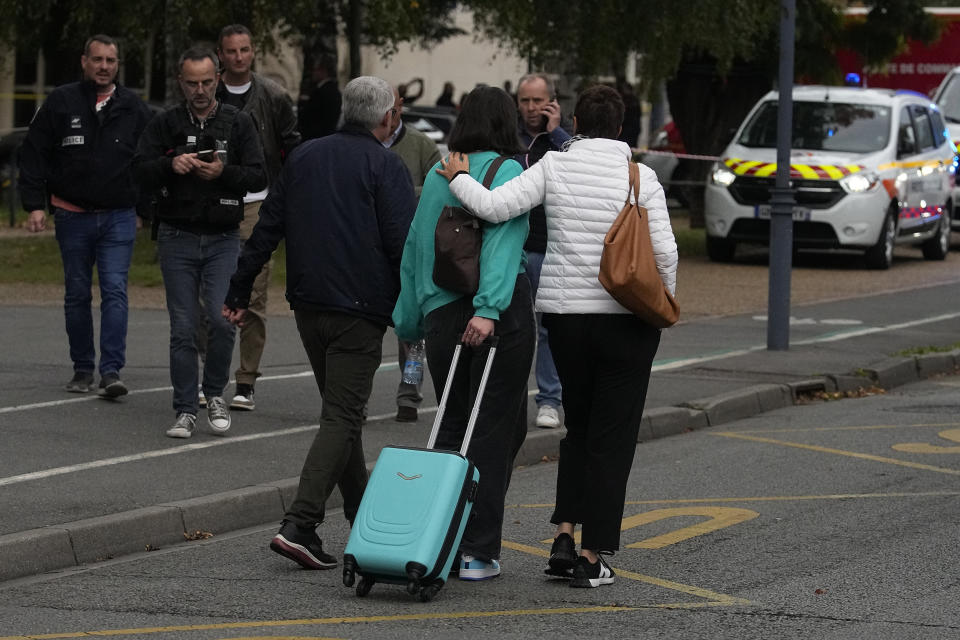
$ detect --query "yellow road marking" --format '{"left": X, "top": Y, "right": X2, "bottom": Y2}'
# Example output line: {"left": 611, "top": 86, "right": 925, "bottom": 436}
{"left": 0, "top": 607, "right": 639, "bottom": 640}
{"left": 622, "top": 507, "right": 759, "bottom": 549}
{"left": 217, "top": 637, "right": 344, "bottom": 640}
{"left": 537, "top": 507, "right": 758, "bottom": 550}
{"left": 735, "top": 422, "right": 960, "bottom": 434}
{"left": 893, "top": 428, "right": 960, "bottom": 453}
{"left": 499, "top": 540, "right": 749, "bottom": 606}
{"left": 710, "top": 432, "right": 960, "bottom": 475}
{"left": 508, "top": 490, "right": 960, "bottom": 509}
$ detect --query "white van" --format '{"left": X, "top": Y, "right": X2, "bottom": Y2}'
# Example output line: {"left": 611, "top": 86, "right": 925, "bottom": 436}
{"left": 704, "top": 86, "right": 955, "bottom": 268}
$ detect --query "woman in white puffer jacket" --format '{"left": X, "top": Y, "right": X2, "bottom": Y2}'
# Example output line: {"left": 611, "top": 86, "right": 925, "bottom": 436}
{"left": 439, "top": 84, "right": 677, "bottom": 589}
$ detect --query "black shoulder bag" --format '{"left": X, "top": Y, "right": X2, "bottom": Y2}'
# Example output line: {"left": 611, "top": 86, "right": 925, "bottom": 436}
{"left": 432, "top": 156, "right": 508, "bottom": 295}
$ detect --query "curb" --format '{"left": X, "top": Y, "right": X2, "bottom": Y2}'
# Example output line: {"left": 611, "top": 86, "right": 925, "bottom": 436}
{"left": 3, "top": 350, "right": 958, "bottom": 583}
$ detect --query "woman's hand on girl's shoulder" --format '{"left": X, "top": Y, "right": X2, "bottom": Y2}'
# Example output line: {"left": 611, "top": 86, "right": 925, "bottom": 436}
{"left": 437, "top": 152, "right": 470, "bottom": 181}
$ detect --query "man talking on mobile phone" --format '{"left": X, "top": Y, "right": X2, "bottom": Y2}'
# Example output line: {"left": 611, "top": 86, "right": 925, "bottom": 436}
{"left": 515, "top": 73, "right": 569, "bottom": 430}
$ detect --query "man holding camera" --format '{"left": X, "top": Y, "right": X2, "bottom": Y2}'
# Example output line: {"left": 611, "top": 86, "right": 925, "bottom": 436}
{"left": 515, "top": 73, "right": 569, "bottom": 430}
{"left": 134, "top": 47, "right": 265, "bottom": 439}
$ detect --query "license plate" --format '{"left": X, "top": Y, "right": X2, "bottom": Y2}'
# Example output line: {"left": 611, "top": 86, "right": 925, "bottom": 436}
{"left": 754, "top": 205, "right": 811, "bottom": 221}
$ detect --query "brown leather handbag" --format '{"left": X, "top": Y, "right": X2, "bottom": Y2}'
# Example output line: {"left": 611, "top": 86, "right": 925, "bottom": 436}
{"left": 433, "top": 156, "right": 508, "bottom": 295}
{"left": 598, "top": 162, "right": 680, "bottom": 328}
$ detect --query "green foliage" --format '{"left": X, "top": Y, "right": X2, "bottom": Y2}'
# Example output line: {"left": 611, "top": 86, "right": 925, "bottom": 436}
{"left": 465, "top": 0, "right": 935, "bottom": 87}
{"left": 894, "top": 342, "right": 960, "bottom": 356}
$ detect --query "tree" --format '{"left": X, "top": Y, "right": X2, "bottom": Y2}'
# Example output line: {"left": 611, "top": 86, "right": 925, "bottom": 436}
{"left": 464, "top": 0, "right": 940, "bottom": 225}
{"left": 0, "top": 0, "right": 463, "bottom": 103}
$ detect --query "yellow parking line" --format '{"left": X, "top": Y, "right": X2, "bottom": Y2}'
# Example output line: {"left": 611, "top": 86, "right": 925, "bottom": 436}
{"left": 500, "top": 540, "right": 749, "bottom": 606}
{"left": 710, "top": 432, "right": 960, "bottom": 475}
{"left": 507, "top": 490, "right": 960, "bottom": 509}
{"left": 735, "top": 422, "right": 960, "bottom": 434}
{"left": 0, "top": 607, "right": 640, "bottom": 640}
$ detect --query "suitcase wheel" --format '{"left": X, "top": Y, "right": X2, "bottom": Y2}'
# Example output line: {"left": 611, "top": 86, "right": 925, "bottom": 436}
{"left": 419, "top": 579, "right": 443, "bottom": 602}
{"left": 356, "top": 576, "right": 374, "bottom": 597}
{"left": 406, "top": 579, "right": 420, "bottom": 595}
{"left": 343, "top": 555, "right": 357, "bottom": 587}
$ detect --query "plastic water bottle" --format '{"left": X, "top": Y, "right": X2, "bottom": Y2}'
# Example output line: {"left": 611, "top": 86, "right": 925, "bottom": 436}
{"left": 402, "top": 339, "right": 425, "bottom": 385}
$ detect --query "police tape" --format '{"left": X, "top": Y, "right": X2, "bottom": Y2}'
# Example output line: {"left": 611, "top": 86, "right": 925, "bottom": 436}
{"left": 634, "top": 148, "right": 722, "bottom": 162}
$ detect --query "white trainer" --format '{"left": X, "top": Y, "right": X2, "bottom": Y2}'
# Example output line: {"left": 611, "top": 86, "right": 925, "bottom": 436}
{"left": 536, "top": 405, "right": 561, "bottom": 429}
{"left": 207, "top": 396, "right": 232, "bottom": 435}
{"left": 166, "top": 413, "right": 196, "bottom": 439}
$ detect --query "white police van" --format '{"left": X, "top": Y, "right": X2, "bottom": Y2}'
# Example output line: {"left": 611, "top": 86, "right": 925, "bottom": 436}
{"left": 931, "top": 66, "right": 960, "bottom": 231}
{"left": 705, "top": 86, "right": 955, "bottom": 268}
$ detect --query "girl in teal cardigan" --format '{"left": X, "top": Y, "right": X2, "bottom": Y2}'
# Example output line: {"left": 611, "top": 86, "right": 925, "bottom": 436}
{"left": 391, "top": 86, "right": 535, "bottom": 581}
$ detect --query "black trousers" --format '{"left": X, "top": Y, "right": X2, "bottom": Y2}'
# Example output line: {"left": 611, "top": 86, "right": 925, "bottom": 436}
{"left": 543, "top": 312, "right": 661, "bottom": 553}
{"left": 424, "top": 274, "right": 535, "bottom": 561}
{"left": 287, "top": 310, "right": 386, "bottom": 528}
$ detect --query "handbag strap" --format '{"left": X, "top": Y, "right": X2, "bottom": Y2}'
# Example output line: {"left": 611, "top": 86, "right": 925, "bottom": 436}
{"left": 482, "top": 156, "right": 509, "bottom": 189}
{"left": 626, "top": 161, "right": 640, "bottom": 206}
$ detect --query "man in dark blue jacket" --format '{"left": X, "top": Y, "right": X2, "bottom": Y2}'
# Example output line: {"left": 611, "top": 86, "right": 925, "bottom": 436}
{"left": 224, "top": 75, "right": 416, "bottom": 570}
{"left": 19, "top": 34, "right": 153, "bottom": 397}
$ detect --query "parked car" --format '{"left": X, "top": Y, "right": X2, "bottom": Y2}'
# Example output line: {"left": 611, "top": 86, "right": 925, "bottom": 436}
{"left": 705, "top": 86, "right": 955, "bottom": 269}
{"left": 930, "top": 66, "right": 960, "bottom": 231}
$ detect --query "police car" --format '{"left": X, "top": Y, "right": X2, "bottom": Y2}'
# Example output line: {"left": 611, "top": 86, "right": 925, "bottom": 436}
{"left": 931, "top": 66, "right": 960, "bottom": 231}
{"left": 705, "top": 86, "right": 955, "bottom": 269}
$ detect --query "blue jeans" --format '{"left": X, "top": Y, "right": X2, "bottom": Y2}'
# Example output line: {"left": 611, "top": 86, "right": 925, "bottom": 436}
{"left": 53, "top": 207, "right": 137, "bottom": 376}
{"left": 524, "top": 251, "right": 562, "bottom": 408}
{"left": 157, "top": 223, "right": 239, "bottom": 415}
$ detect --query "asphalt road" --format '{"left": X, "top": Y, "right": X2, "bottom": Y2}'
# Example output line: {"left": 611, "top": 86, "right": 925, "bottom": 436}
{"left": 2, "top": 373, "right": 959, "bottom": 639}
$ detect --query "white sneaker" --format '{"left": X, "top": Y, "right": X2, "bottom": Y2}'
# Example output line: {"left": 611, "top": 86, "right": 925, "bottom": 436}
{"left": 536, "top": 405, "right": 561, "bottom": 429}
{"left": 166, "top": 413, "right": 196, "bottom": 439}
{"left": 230, "top": 384, "right": 255, "bottom": 411}
{"left": 198, "top": 388, "right": 206, "bottom": 408}
{"left": 207, "top": 396, "right": 231, "bottom": 435}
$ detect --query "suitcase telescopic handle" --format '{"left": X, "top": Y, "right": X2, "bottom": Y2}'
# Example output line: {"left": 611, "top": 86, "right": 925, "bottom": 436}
{"left": 426, "top": 336, "right": 499, "bottom": 453}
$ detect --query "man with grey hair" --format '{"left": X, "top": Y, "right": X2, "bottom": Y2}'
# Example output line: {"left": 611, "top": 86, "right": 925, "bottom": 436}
{"left": 224, "top": 75, "right": 416, "bottom": 569}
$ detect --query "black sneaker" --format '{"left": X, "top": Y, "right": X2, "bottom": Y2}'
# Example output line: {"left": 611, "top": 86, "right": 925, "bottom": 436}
{"left": 545, "top": 532, "right": 577, "bottom": 577}
{"left": 269, "top": 520, "right": 337, "bottom": 570}
{"left": 64, "top": 371, "right": 95, "bottom": 393}
{"left": 98, "top": 373, "right": 128, "bottom": 398}
{"left": 570, "top": 554, "right": 615, "bottom": 588}
{"left": 395, "top": 406, "right": 418, "bottom": 422}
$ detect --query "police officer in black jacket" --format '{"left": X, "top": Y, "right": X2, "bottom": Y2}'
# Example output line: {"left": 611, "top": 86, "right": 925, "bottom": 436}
{"left": 134, "top": 46, "right": 265, "bottom": 440}
{"left": 19, "top": 34, "right": 153, "bottom": 398}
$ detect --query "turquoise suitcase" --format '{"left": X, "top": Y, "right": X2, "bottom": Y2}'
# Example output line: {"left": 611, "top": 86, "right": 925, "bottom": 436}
{"left": 343, "top": 339, "right": 496, "bottom": 601}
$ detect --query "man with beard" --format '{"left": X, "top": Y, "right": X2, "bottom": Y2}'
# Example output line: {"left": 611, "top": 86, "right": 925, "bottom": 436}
{"left": 134, "top": 47, "right": 266, "bottom": 439}
{"left": 19, "top": 34, "right": 153, "bottom": 397}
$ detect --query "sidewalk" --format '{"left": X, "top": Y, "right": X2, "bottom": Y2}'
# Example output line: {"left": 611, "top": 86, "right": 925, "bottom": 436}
{"left": 2, "top": 282, "right": 959, "bottom": 583}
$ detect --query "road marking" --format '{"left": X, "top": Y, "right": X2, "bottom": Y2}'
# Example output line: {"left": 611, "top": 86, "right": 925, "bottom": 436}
{"left": 508, "top": 490, "right": 960, "bottom": 509}
{"left": 0, "top": 369, "right": 326, "bottom": 415}
{"left": 710, "top": 431, "right": 960, "bottom": 476}
{"left": 735, "top": 422, "right": 960, "bottom": 434}
{"left": 500, "top": 540, "right": 749, "bottom": 606}
{"left": 653, "top": 310, "right": 960, "bottom": 371}
{"left": 893, "top": 427, "right": 960, "bottom": 453}
{"left": 537, "top": 507, "right": 758, "bottom": 550}
{"left": 0, "top": 606, "right": 639, "bottom": 640}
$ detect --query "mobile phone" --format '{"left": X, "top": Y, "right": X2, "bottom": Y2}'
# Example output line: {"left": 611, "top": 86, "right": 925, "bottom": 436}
{"left": 197, "top": 149, "right": 214, "bottom": 162}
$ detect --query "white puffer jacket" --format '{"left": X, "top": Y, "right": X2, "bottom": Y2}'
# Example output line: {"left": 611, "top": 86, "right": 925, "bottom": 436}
{"left": 448, "top": 137, "right": 678, "bottom": 315}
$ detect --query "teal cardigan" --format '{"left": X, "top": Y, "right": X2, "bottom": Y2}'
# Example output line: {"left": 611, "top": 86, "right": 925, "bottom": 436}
{"left": 392, "top": 151, "right": 529, "bottom": 341}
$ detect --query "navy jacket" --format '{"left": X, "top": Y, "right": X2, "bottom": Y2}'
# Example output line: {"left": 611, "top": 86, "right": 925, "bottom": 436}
{"left": 226, "top": 123, "right": 416, "bottom": 325}
{"left": 19, "top": 80, "right": 153, "bottom": 212}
